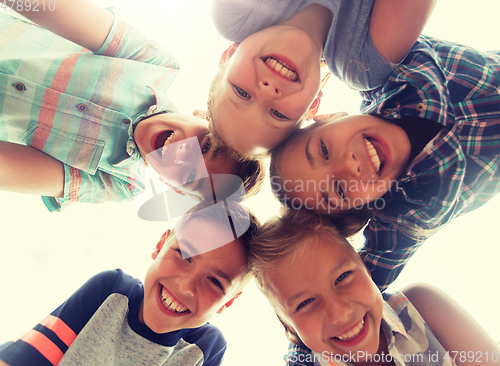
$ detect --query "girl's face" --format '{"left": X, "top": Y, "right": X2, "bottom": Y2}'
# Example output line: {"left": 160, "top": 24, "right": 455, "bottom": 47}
{"left": 134, "top": 113, "right": 239, "bottom": 199}
{"left": 277, "top": 115, "right": 411, "bottom": 214}
{"left": 140, "top": 218, "right": 248, "bottom": 334}
{"left": 270, "top": 239, "right": 384, "bottom": 358}
{"left": 211, "top": 25, "right": 322, "bottom": 155}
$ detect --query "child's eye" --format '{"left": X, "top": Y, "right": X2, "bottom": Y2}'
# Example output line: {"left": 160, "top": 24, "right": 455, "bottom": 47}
{"left": 233, "top": 85, "right": 250, "bottom": 99}
{"left": 201, "top": 135, "right": 212, "bottom": 155}
{"left": 296, "top": 298, "right": 314, "bottom": 311}
{"left": 335, "top": 181, "right": 345, "bottom": 201}
{"left": 320, "top": 140, "right": 329, "bottom": 159}
{"left": 185, "top": 170, "right": 196, "bottom": 186}
{"left": 209, "top": 277, "right": 224, "bottom": 292}
{"left": 175, "top": 248, "right": 191, "bottom": 262}
{"left": 271, "top": 109, "right": 289, "bottom": 120}
{"left": 335, "top": 271, "right": 350, "bottom": 285}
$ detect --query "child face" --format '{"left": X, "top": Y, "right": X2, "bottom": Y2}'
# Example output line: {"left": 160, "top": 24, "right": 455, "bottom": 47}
{"left": 212, "top": 25, "right": 322, "bottom": 155}
{"left": 134, "top": 113, "right": 238, "bottom": 199}
{"left": 270, "top": 239, "right": 384, "bottom": 358}
{"left": 140, "top": 217, "right": 248, "bottom": 334}
{"left": 277, "top": 115, "right": 411, "bottom": 214}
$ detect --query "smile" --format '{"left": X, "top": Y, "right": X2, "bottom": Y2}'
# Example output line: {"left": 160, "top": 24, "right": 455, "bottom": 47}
{"left": 263, "top": 56, "right": 298, "bottom": 82}
{"left": 155, "top": 130, "right": 174, "bottom": 158}
{"left": 160, "top": 284, "right": 190, "bottom": 313}
{"left": 334, "top": 317, "right": 365, "bottom": 342}
{"left": 364, "top": 136, "right": 385, "bottom": 174}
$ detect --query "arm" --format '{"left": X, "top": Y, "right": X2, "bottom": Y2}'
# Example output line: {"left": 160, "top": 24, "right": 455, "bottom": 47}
{"left": 403, "top": 283, "right": 500, "bottom": 366}
{"left": 370, "top": 0, "right": 437, "bottom": 63}
{"left": 14, "top": 0, "right": 114, "bottom": 52}
{"left": 0, "top": 141, "right": 64, "bottom": 197}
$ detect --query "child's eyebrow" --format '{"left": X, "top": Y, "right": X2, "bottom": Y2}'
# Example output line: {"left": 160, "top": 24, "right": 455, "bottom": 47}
{"left": 215, "top": 269, "right": 231, "bottom": 284}
{"left": 305, "top": 137, "right": 314, "bottom": 166}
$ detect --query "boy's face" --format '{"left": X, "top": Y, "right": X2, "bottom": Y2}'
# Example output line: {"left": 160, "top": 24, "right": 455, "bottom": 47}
{"left": 211, "top": 25, "right": 322, "bottom": 155}
{"left": 277, "top": 115, "right": 411, "bottom": 214}
{"left": 134, "top": 113, "right": 238, "bottom": 199}
{"left": 270, "top": 239, "right": 384, "bottom": 358}
{"left": 140, "top": 217, "right": 248, "bottom": 334}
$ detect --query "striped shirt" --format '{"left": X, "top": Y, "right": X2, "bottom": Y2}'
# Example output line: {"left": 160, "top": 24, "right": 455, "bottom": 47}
{"left": 357, "top": 35, "right": 500, "bottom": 289}
{"left": 0, "top": 12, "right": 179, "bottom": 211}
{"left": 284, "top": 291, "right": 457, "bottom": 366}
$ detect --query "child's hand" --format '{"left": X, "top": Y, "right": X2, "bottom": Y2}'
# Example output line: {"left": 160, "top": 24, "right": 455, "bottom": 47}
{"left": 313, "top": 111, "right": 349, "bottom": 124}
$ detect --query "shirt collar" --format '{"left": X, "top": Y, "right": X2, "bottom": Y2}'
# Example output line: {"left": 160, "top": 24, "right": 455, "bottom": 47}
{"left": 380, "top": 299, "right": 410, "bottom": 342}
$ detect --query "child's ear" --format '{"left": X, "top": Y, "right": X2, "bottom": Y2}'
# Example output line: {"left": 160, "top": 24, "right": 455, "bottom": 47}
{"left": 152, "top": 230, "right": 171, "bottom": 259}
{"left": 216, "top": 291, "right": 242, "bottom": 314}
{"left": 313, "top": 111, "right": 349, "bottom": 125}
{"left": 306, "top": 90, "right": 323, "bottom": 120}
{"left": 193, "top": 109, "right": 207, "bottom": 120}
{"left": 218, "top": 43, "right": 239, "bottom": 67}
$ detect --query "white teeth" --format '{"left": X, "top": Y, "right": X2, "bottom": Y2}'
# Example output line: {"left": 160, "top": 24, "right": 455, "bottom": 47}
{"left": 160, "top": 286, "right": 189, "bottom": 313}
{"left": 336, "top": 318, "right": 365, "bottom": 341}
{"left": 364, "top": 138, "right": 381, "bottom": 172}
{"left": 265, "top": 57, "right": 298, "bottom": 81}
{"left": 161, "top": 133, "right": 174, "bottom": 157}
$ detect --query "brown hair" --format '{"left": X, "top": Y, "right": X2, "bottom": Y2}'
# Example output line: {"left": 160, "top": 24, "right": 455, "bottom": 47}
{"left": 249, "top": 208, "right": 360, "bottom": 344}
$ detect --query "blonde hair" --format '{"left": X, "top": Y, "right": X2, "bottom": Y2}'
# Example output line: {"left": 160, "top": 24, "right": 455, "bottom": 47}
{"left": 249, "top": 208, "right": 359, "bottom": 344}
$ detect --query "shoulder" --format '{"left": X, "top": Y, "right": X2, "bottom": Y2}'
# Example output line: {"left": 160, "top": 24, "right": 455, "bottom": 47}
{"left": 182, "top": 323, "right": 227, "bottom": 365}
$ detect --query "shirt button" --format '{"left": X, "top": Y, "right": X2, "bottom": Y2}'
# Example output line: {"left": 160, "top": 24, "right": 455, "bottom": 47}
{"left": 77, "top": 103, "right": 88, "bottom": 112}
{"left": 456, "top": 125, "right": 463, "bottom": 132}
{"left": 13, "top": 82, "right": 26, "bottom": 91}
{"left": 416, "top": 103, "right": 425, "bottom": 111}
{"left": 122, "top": 119, "right": 130, "bottom": 125}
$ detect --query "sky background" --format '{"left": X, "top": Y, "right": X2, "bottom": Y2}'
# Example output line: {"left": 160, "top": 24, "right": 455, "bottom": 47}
{"left": 1, "top": 1, "right": 500, "bottom": 365}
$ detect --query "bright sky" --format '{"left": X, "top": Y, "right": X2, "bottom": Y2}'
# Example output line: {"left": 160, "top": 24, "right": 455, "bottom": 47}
{"left": 1, "top": 1, "right": 500, "bottom": 365}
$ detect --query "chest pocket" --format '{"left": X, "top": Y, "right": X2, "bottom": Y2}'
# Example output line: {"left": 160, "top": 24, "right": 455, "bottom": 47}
{"left": 21, "top": 122, "right": 105, "bottom": 175}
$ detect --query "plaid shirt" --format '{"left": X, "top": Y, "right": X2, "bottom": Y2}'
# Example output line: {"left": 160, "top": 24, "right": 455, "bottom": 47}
{"left": 358, "top": 35, "right": 500, "bottom": 289}
{"left": 284, "top": 291, "right": 457, "bottom": 366}
{"left": 0, "top": 12, "right": 179, "bottom": 211}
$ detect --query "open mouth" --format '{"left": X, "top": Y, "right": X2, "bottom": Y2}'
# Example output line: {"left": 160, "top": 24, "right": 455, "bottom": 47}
{"left": 155, "top": 130, "right": 174, "bottom": 158}
{"left": 364, "top": 136, "right": 385, "bottom": 174}
{"left": 334, "top": 317, "right": 365, "bottom": 342}
{"left": 263, "top": 56, "right": 299, "bottom": 82}
{"left": 160, "top": 285, "right": 190, "bottom": 314}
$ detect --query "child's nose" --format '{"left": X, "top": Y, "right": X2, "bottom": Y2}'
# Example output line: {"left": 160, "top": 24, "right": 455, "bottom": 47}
{"left": 174, "top": 140, "right": 197, "bottom": 165}
{"left": 325, "top": 297, "right": 353, "bottom": 325}
{"left": 332, "top": 153, "right": 361, "bottom": 178}
{"left": 258, "top": 80, "right": 282, "bottom": 100}
{"left": 175, "top": 275, "right": 195, "bottom": 297}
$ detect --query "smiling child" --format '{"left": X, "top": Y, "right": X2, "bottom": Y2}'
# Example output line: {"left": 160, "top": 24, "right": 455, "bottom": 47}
{"left": 249, "top": 209, "right": 500, "bottom": 366}
{"left": 0, "top": 201, "right": 260, "bottom": 366}
{"left": 0, "top": 1, "right": 263, "bottom": 212}
{"left": 270, "top": 33, "right": 500, "bottom": 289}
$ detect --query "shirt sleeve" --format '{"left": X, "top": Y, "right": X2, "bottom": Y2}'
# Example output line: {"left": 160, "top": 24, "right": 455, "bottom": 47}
{"left": 0, "top": 270, "right": 123, "bottom": 366}
{"left": 325, "top": 0, "right": 397, "bottom": 91}
{"left": 41, "top": 164, "right": 144, "bottom": 212}
{"left": 95, "top": 11, "right": 180, "bottom": 70}
{"left": 358, "top": 220, "right": 423, "bottom": 291}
